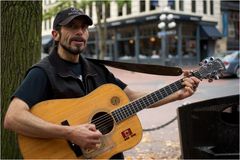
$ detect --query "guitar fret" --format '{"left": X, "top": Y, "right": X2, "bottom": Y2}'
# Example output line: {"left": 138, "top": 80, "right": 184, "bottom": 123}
{"left": 121, "top": 107, "right": 127, "bottom": 119}
{"left": 153, "top": 91, "right": 161, "bottom": 101}
{"left": 149, "top": 94, "right": 155, "bottom": 104}
{"left": 119, "top": 108, "right": 125, "bottom": 120}
{"left": 135, "top": 100, "right": 143, "bottom": 111}
{"left": 131, "top": 103, "right": 137, "bottom": 113}
{"left": 116, "top": 110, "right": 122, "bottom": 122}
{"left": 142, "top": 97, "right": 149, "bottom": 107}
{"left": 121, "top": 107, "right": 128, "bottom": 118}
{"left": 112, "top": 111, "right": 119, "bottom": 123}
{"left": 166, "top": 86, "right": 173, "bottom": 94}
{"left": 117, "top": 109, "right": 124, "bottom": 121}
{"left": 147, "top": 94, "right": 155, "bottom": 105}
{"left": 125, "top": 105, "right": 132, "bottom": 117}
{"left": 169, "top": 83, "right": 176, "bottom": 92}
{"left": 162, "top": 88, "right": 168, "bottom": 97}
{"left": 144, "top": 97, "right": 149, "bottom": 106}
{"left": 155, "top": 91, "right": 163, "bottom": 101}
{"left": 176, "top": 80, "right": 183, "bottom": 88}
{"left": 127, "top": 104, "right": 134, "bottom": 116}
{"left": 124, "top": 106, "right": 130, "bottom": 118}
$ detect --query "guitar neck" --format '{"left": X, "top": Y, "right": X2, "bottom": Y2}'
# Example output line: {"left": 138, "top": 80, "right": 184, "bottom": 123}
{"left": 111, "top": 70, "right": 203, "bottom": 123}
{"left": 111, "top": 78, "right": 184, "bottom": 123}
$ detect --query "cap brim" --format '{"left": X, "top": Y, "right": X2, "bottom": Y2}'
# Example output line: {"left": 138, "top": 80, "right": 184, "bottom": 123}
{"left": 59, "top": 14, "right": 93, "bottom": 26}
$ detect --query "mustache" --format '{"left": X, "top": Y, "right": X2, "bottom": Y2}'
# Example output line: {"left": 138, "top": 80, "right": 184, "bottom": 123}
{"left": 70, "top": 36, "right": 85, "bottom": 43}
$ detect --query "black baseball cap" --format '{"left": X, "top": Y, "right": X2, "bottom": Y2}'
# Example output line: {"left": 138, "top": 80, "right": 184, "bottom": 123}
{"left": 53, "top": 7, "right": 93, "bottom": 29}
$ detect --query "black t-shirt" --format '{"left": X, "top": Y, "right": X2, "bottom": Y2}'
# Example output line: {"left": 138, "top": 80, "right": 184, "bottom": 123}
{"left": 13, "top": 61, "right": 126, "bottom": 108}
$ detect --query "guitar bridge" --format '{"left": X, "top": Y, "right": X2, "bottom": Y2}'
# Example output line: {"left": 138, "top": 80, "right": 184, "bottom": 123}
{"left": 82, "top": 135, "right": 115, "bottom": 158}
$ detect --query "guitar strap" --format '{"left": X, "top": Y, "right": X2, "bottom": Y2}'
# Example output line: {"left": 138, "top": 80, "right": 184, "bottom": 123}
{"left": 87, "top": 58, "right": 183, "bottom": 76}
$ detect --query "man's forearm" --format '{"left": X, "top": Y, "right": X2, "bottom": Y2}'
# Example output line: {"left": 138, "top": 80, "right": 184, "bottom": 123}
{"left": 4, "top": 98, "right": 71, "bottom": 139}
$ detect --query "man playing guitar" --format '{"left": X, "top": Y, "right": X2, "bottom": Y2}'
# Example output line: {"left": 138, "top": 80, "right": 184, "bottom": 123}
{"left": 4, "top": 7, "right": 200, "bottom": 159}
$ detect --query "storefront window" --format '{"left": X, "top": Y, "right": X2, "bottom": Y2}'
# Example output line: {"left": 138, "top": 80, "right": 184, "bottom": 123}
{"left": 118, "top": 40, "right": 135, "bottom": 59}
{"left": 182, "top": 23, "right": 197, "bottom": 57}
{"left": 116, "top": 27, "right": 135, "bottom": 59}
{"left": 139, "top": 23, "right": 160, "bottom": 59}
{"left": 85, "top": 31, "right": 97, "bottom": 57}
{"left": 182, "top": 38, "right": 196, "bottom": 57}
{"left": 140, "top": 36, "right": 160, "bottom": 58}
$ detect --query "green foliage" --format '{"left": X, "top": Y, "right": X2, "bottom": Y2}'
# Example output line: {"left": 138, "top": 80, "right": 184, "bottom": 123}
{"left": 43, "top": 0, "right": 93, "bottom": 20}
{"left": 115, "top": 0, "right": 130, "bottom": 9}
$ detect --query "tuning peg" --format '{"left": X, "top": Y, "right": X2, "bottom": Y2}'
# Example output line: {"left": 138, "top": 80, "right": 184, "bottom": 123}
{"left": 207, "top": 62, "right": 213, "bottom": 66}
{"left": 214, "top": 75, "right": 219, "bottom": 80}
{"left": 212, "top": 71, "right": 217, "bottom": 75}
{"left": 219, "top": 68, "right": 225, "bottom": 72}
{"left": 209, "top": 57, "right": 214, "bottom": 61}
{"left": 204, "top": 59, "right": 209, "bottom": 64}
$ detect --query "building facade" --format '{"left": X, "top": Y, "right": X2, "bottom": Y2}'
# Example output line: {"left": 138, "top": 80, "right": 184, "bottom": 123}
{"left": 219, "top": 1, "right": 239, "bottom": 51}
{"left": 42, "top": 0, "right": 232, "bottom": 66}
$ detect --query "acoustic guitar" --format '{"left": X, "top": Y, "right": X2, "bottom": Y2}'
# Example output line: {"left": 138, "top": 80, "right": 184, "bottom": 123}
{"left": 18, "top": 58, "right": 225, "bottom": 159}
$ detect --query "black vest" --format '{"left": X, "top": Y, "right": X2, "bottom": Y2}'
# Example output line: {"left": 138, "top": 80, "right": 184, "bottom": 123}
{"left": 30, "top": 49, "right": 119, "bottom": 99}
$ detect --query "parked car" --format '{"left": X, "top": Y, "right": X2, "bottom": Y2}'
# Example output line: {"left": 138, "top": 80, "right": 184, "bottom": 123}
{"left": 41, "top": 35, "right": 53, "bottom": 59}
{"left": 222, "top": 51, "right": 239, "bottom": 78}
{"left": 212, "top": 50, "right": 236, "bottom": 60}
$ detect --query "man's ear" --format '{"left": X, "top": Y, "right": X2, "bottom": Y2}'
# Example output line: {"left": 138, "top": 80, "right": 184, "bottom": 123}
{"left": 52, "top": 30, "right": 60, "bottom": 41}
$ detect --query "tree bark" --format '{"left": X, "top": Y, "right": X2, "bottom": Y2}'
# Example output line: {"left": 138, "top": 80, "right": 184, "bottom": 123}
{"left": 96, "top": 1, "right": 107, "bottom": 60}
{"left": 1, "top": 1, "right": 42, "bottom": 158}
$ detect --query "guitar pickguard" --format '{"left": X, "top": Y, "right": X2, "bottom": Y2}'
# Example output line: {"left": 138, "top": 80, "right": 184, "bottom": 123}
{"left": 82, "top": 135, "right": 115, "bottom": 158}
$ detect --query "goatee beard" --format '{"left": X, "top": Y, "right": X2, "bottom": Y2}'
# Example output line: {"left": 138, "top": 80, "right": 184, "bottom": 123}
{"left": 60, "top": 42, "right": 82, "bottom": 55}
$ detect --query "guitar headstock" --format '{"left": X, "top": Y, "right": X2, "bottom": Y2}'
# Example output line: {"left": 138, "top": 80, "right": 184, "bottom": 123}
{"left": 193, "top": 57, "right": 225, "bottom": 82}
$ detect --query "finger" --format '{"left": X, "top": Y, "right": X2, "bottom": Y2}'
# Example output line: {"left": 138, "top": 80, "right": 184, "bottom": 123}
{"left": 182, "top": 79, "right": 194, "bottom": 88}
{"left": 183, "top": 70, "right": 190, "bottom": 77}
{"left": 87, "top": 124, "right": 96, "bottom": 131}
{"left": 189, "top": 77, "right": 200, "bottom": 89}
{"left": 191, "top": 76, "right": 201, "bottom": 83}
{"left": 185, "top": 86, "right": 194, "bottom": 94}
{"left": 90, "top": 130, "right": 102, "bottom": 139}
{"left": 89, "top": 138, "right": 101, "bottom": 145}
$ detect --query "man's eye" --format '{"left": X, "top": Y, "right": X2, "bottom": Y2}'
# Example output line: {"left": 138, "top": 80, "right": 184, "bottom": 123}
{"left": 66, "top": 23, "right": 74, "bottom": 28}
{"left": 65, "top": 23, "right": 88, "bottom": 31}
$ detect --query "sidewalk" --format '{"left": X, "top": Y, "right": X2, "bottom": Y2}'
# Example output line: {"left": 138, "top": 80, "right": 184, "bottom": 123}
{"left": 107, "top": 67, "right": 188, "bottom": 159}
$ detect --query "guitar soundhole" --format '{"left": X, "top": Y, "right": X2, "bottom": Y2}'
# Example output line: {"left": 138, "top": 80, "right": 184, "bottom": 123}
{"left": 91, "top": 112, "right": 114, "bottom": 135}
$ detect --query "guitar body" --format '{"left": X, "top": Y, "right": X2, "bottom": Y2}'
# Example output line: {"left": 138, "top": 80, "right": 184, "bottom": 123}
{"left": 18, "top": 84, "right": 143, "bottom": 159}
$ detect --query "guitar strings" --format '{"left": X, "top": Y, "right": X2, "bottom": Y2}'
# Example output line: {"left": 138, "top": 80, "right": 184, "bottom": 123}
{"left": 91, "top": 67, "right": 208, "bottom": 131}
{"left": 89, "top": 81, "right": 184, "bottom": 133}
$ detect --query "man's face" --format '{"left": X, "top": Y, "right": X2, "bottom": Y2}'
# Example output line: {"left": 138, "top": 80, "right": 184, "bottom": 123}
{"left": 57, "top": 18, "right": 89, "bottom": 55}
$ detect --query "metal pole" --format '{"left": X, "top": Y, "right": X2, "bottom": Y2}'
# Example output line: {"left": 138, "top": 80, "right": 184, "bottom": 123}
{"left": 161, "top": 27, "right": 166, "bottom": 65}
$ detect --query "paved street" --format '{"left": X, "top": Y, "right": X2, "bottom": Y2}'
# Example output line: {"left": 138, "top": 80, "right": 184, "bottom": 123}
{"left": 108, "top": 66, "right": 239, "bottom": 160}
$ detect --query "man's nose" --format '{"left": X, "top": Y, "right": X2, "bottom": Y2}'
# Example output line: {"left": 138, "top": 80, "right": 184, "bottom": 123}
{"left": 76, "top": 28, "right": 84, "bottom": 36}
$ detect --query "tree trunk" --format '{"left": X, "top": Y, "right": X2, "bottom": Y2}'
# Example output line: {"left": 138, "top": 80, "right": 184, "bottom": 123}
{"left": 95, "top": 1, "right": 107, "bottom": 60}
{"left": 1, "top": 1, "right": 42, "bottom": 159}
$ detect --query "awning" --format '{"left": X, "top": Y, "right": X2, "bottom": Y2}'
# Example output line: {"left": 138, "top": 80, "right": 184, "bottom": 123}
{"left": 200, "top": 25, "right": 222, "bottom": 39}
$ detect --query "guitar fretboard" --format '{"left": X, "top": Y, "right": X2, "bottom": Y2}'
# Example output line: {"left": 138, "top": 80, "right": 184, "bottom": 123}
{"left": 111, "top": 79, "right": 183, "bottom": 123}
